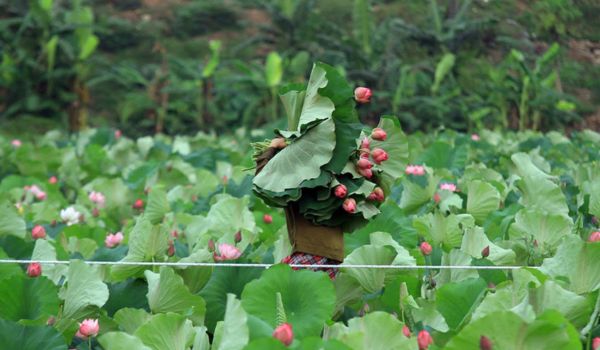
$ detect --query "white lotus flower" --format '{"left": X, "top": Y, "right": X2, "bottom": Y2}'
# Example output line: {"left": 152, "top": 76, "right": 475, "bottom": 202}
{"left": 60, "top": 207, "right": 81, "bottom": 226}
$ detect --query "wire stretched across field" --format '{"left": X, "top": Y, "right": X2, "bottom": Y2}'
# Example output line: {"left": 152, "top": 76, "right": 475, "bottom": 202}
{"left": 0, "top": 259, "right": 541, "bottom": 270}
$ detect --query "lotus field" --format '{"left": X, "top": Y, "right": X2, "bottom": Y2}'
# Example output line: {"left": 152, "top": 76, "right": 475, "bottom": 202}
{"left": 1, "top": 126, "right": 600, "bottom": 350}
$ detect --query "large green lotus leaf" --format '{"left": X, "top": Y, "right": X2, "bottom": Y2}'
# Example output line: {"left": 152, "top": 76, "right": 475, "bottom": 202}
{"left": 31, "top": 239, "right": 68, "bottom": 285}
{"left": 243, "top": 338, "right": 288, "bottom": 350}
{"left": 370, "top": 116, "right": 409, "bottom": 192}
{"left": 87, "top": 177, "right": 131, "bottom": 210}
{"left": 509, "top": 209, "right": 573, "bottom": 254}
{"left": 280, "top": 89, "right": 306, "bottom": 133}
{"left": 418, "top": 140, "right": 468, "bottom": 171}
{"left": 98, "top": 332, "right": 152, "bottom": 350}
{"left": 200, "top": 266, "right": 262, "bottom": 333}
{"left": 297, "top": 337, "right": 354, "bottom": 350}
{"left": 466, "top": 180, "right": 501, "bottom": 224}
{"left": 435, "top": 249, "right": 479, "bottom": 285}
{"left": 241, "top": 264, "right": 335, "bottom": 338}
{"left": 341, "top": 245, "right": 396, "bottom": 293}
{"left": 460, "top": 226, "right": 516, "bottom": 265}
{"left": 192, "top": 326, "right": 210, "bottom": 350}
{"left": 511, "top": 152, "right": 555, "bottom": 181}
{"left": 297, "top": 64, "right": 335, "bottom": 131}
{"left": 211, "top": 294, "right": 249, "bottom": 350}
{"left": 471, "top": 283, "right": 534, "bottom": 323}
{"left": 413, "top": 212, "right": 470, "bottom": 251}
{"left": 0, "top": 274, "right": 59, "bottom": 324}
{"left": 254, "top": 118, "right": 336, "bottom": 193}
{"left": 135, "top": 313, "right": 195, "bottom": 350}
{"left": 145, "top": 186, "right": 170, "bottom": 224}
{"left": 0, "top": 319, "right": 67, "bottom": 350}
{"left": 104, "top": 278, "right": 149, "bottom": 317}
{"left": 61, "top": 259, "right": 109, "bottom": 319}
{"left": 0, "top": 200, "right": 25, "bottom": 238}
{"left": 145, "top": 267, "right": 205, "bottom": 324}
{"left": 111, "top": 218, "right": 168, "bottom": 281}
{"left": 369, "top": 231, "right": 416, "bottom": 267}
{"left": 114, "top": 308, "right": 152, "bottom": 334}
{"left": 333, "top": 272, "right": 363, "bottom": 315}
{"left": 192, "top": 195, "right": 256, "bottom": 245}
{"left": 445, "top": 311, "right": 580, "bottom": 350}
{"left": 327, "top": 312, "right": 416, "bottom": 350}
{"left": 540, "top": 235, "right": 600, "bottom": 293}
{"left": 316, "top": 62, "right": 363, "bottom": 173}
{"left": 589, "top": 178, "right": 600, "bottom": 218}
{"left": 529, "top": 280, "right": 593, "bottom": 328}
{"left": 399, "top": 176, "right": 437, "bottom": 213}
{"left": 435, "top": 277, "right": 487, "bottom": 330}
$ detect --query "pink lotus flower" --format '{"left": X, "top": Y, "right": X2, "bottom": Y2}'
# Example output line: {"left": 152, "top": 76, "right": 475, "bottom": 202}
{"left": 104, "top": 232, "right": 124, "bottom": 248}
{"left": 439, "top": 183, "right": 457, "bottom": 192}
{"left": 371, "top": 148, "right": 388, "bottom": 164}
{"left": 48, "top": 176, "right": 58, "bottom": 184}
{"left": 480, "top": 335, "right": 492, "bottom": 350}
{"left": 88, "top": 191, "right": 106, "bottom": 208}
{"left": 371, "top": 128, "right": 387, "bottom": 141}
{"left": 420, "top": 242, "right": 432, "bottom": 256}
{"left": 273, "top": 323, "right": 293, "bottom": 346}
{"left": 114, "top": 130, "right": 122, "bottom": 139}
{"left": 402, "top": 325, "right": 411, "bottom": 338}
{"left": 589, "top": 231, "right": 600, "bottom": 243}
{"left": 354, "top": 87, "right": 372, "bottom": 103}
{"left": 367, "top": 187, "right": 385, "bottom": 202}
{"left": 76, "top": 319, "right": 99, "bottom": 339}
{"left": 417, "top": 330, "right": 433, "bottom": 350}
{"left": 27, "top": 262, "right": 42, "bottom": 277}
{"left": 263, "top": 214, "right": 273, "bottom": 224}
{"left": 342, "top": 198, "right": 357, "bottom": 213}
{"left": 213, "top": 243, "right": 242, "bottom": 261}
{"left": 593, "top": 337, "right": 600, "bottom": 350}
{"left": 334, "top": 184, "right": 347, "bottom": 198}
{"left": 361, "top": 137, "right": 370, "bottom": 150}
{"left": 31, "top": 225, "right": 46, "bottom": 240}
{"left": 471, "top": 134, "right": 480, "bottom": 141}
{"left": 11, "top": 139, "right": 21, "bottom": 148}
{"left": 27, "top": 185, "right": 46, "bottom": 201}
{"left": 405, "top": 165, "right": 426, "bottom": 176}
{"left": 358, "top": 167, "right": 373, "bottom": 179}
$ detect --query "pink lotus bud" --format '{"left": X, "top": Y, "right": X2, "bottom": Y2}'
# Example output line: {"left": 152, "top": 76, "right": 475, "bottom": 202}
{"left": 334, "top": 184, "right": 348, "bottom": 198}
{"left": 167, "top": 240, "right": 175, "bottom": 257}
{"left": 51, "top": 220, "right": 57, "bottom": 227}
{"left": 31, "top": 225, "right": 46, "bottom": 240}
{"left": 439, "top": 183, "right": 457, "bottom": 192}
{"left": 48, "top": 176, "right": 58, "bottom": 184}
{"left": 222, "top": 175, "right": 228, "bottom": 185}
{"left": 433, "top": 193, "right": 441, "bottom": 204}
{"left": 481, "top": 246, "right": 490, "bottom": 258}
{"left": 480, "top": 335, "right": 492, "bottom": 350}
{"left": 487, "top": 282, "right": 496, "bottom": 290}
{"left": 104, "top": 232, "right": 124, "bottom": 248}
{"left": 471, "top": 134, "right": 480, "bottom": 141}
{"left": 133, "top": 199, "right": 144, "bottom": 210}
{"left": 171, "top": 230, "right": 179, "bottom": 238}
{"left": 92, "top": 208, "right": 100, "bottom": 217}
{"left": 114, "top": 130, "right": 122, "bottom": 139}
{"left": 417, "top": 330, "right": 433, "bottom": 350}
{"left": 592, "top": 216, "right": 599, "bottom": 225}
{"left": 234, "top": 231, "right": 242, "bottom": 243}
{"left": 77, "top": 319, "right": 99, "bottom": 338}
{"left": 46, "top": 316, "right": 56, "bottom": 326}
{"left": 371, "top": 148, "right": 388, "bottom": 164}
{"left": 354, "top": 87, "right": 372, "bottom": 104}
{"left": 371, "top": 128, "right": 387, "bottom": 141}
{"left": 263, "top": 214, "right": 273, "bottom": 224}
{"left": 208, "top": 239, "right": 215, "bottom": 252}
{"left": 273, "top": 323, "right": 293, "bottom": 346}
{"left": 593, "top": 337, "right": 600, "bottom": 350}
{"left": 588, "top": 231, "right": 600, "bottom": 243}
{"left": 11, "top": 139, "right": 22, "bottom": 148}
{"left": 342, "top": 198, "right": 357, "bottom": 213}
{"left": 213, "top": 243, "right": 242, "bottom": 261}
{"left": 361, "top": 137, "right": 370, "bottom": 150}
{"left": 358, "top": 167, "right": 373, "bottom": 179}
{"left": 420, "top": 242, "right": 432, "bottom": 256}
{"left": 88, "top": 191, "right": 106, "bottom": 208}
{"left": 27, "top": 262, "right": 42, "bottom": 277}
{"left": 357, "top": 158, "right": 373, "bottom": 170}
{"left": 36, "top": 191, "right": 47, "bottom": 201}
{"left": 402, "top": 325, "right": 411, "bottom": 338}
{"left": 367, "top": 187, "right": 385, "bottom": 202}
{"left": 359, "top": 303, "right": 370, "bottom": 316}
{"left": 359, "top": 151, "right": 370, "bottom": 159}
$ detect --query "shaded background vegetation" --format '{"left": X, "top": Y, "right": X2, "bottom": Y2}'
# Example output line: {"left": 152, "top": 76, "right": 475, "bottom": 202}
{"left": 1, "top": 0, "right": 599, "bottom": 137}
